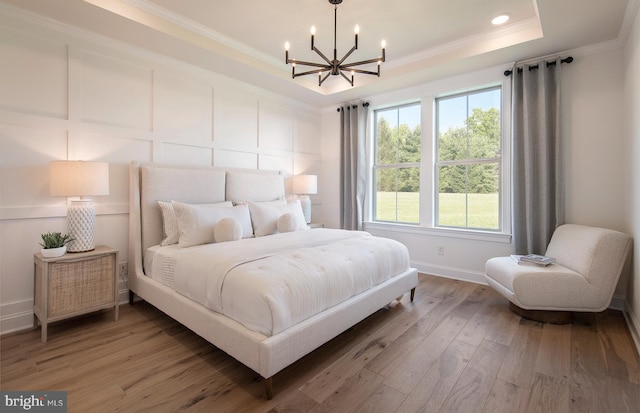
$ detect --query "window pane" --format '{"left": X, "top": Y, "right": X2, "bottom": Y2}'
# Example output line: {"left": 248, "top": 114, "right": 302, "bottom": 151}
{"left": 376, "top": 108, "right": 399, "bottom": 165}
{"left": 467, "top": 163, "right": 499, "bottom": 229}
{"left": 375, "top": 167, "right": 420, "bottom": 224}
{"left": 398, "top": 105, "right": 421, "bottom": 163}
{"left": 375, "top": 168, "right": 397, "bottom": 221}
{"left": 437, "top": 95, "right": 467, "bottom": 162}
{"left": 438, "top": 165, "right": 467, "bottom": 227}
{"left": 397, "top": 167, "right": 419, "bottom": 223}
{"left": 468, "top": 89, "right": 501, "bottom": 159}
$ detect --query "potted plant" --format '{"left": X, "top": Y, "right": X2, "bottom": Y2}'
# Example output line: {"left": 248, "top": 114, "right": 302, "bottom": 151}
{"left": 39, "top": 232, "right": 73, "bottom": 258}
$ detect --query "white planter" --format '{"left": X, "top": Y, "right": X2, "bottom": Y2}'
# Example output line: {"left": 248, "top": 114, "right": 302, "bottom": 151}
{"left": 41, "top": 246, "right": 67, "bottom": 258}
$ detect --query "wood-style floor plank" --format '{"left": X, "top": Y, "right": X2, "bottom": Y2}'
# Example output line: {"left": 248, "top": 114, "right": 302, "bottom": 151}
{"left": 2, "top": 274, "right": 639, "bottom": 413}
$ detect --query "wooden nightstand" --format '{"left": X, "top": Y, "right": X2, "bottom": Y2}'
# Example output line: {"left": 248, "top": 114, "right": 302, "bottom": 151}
{"left": 33, "top": 245, "right": 119, "bottom": 342}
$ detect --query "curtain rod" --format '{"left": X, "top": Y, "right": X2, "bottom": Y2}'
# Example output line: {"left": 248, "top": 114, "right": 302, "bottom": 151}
{"left": 337, "top": 102, "right": 369, "bottom": 112}
{"left": 504, "top": 56, "right": 573, "bottom": 76}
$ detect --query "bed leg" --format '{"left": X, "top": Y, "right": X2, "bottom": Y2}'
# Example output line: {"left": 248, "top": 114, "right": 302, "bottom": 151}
{"left": 264, "top": 377, "right": 274, "bottom": 400}
{"left": 410, "top": 287, "right": 416, "bottom": 302}
{"left": 128, "top": 290, "right": 135, "bottom": 305}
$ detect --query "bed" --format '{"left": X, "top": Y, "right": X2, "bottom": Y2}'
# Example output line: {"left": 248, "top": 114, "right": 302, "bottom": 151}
{"left": 128, "top": 161, "right": 418, "bottom": 399}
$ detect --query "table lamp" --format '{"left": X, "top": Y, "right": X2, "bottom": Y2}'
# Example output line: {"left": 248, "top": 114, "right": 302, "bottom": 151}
{"left": 292, "top": 174, "right": 317, "bottom": 224}
{"left": 49, "top": 161, "right": 109, "bottom": 252}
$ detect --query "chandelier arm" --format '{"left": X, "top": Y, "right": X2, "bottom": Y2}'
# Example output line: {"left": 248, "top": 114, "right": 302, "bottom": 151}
{"left": 337, "top": 45, "right": 358, "bottom": 66}
{"left": 338, "top": 70, "right": 354, "bottom": 86}
{"left": 312, "top": 47, "right": 334, "bottom": 66}
{"left": 349, "top": 67, "right": 380, "bottom": 76}
{"left": 340, "top": 57, "right": 384, "bottom": 68}
{"left": 293, "top": 67, "right": 330, "bottom": 78}
{"left": 319, "top": 71, "right": 332, "bottom": 86}
{"left": 288, "top": 59, "right": 332, "bottom": 69}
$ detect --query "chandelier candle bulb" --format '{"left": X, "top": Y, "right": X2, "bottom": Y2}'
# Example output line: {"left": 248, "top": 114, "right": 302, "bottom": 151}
{"left": 354, "top": 24, "right": 359, "bottom": 48}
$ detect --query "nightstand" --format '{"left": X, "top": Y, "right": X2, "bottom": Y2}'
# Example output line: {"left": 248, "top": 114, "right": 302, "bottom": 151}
{"left": 308, "top": 223, "right": 324, "bottom": 229}
{"left": 33, "top": 245, "right": 119, "bottom": 342}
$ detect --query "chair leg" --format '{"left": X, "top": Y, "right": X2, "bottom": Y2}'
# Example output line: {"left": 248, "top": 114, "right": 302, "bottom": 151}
{"left": 509, "top": 302, "right": 573, "bottom": 324}
{"left": 264, "top": 377, "right": 273, "bottom": 400}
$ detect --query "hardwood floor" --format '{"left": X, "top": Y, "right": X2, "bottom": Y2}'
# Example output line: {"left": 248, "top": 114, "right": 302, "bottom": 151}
{"left": 2, "top": 274, "right": 639, "bottom": 412}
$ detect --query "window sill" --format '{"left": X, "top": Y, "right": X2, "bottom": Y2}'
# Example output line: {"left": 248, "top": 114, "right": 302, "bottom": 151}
{"left": 363, "top": 221, "right": 512, "bottom": 243}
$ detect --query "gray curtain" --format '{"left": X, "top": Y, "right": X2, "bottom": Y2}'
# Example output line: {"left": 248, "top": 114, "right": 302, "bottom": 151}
{"left": 512, "top": 58, "right": 565, "bottom": 254}
{"left": 340, "top": 103, "right": 369, "bottom": 230}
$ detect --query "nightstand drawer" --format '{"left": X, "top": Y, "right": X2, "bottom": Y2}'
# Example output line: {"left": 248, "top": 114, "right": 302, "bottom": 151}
{"left": 48, "top": 254, "right": 115, "bottom": 317}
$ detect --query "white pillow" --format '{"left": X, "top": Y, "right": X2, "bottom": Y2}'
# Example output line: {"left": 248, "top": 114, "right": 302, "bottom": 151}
{"left": 173, "top": 201, "right": 252, "bottom": 247}
{"left": 158, "top": 201, "right": 179, "bottom": 246}
{"left": 248, "top": 200, "right": 307, "bottom": 237}
{"left": 214, "top": 217, "right": 243, "bottom": 242}
{"left": 277, "top": 213, "right": 298, "bottom": 233}
{"left": 158, "top": 200, "right": 231, "bottom": 246}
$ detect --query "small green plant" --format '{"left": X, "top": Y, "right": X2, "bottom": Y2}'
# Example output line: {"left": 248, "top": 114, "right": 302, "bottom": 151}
{"left": 39, "top": 232, "right": 73, "bottom": 249}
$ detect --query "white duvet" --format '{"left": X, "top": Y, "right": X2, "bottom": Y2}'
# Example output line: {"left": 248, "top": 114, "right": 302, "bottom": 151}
{"left": 145, "top": 229, "right": 410, "bottom": 336}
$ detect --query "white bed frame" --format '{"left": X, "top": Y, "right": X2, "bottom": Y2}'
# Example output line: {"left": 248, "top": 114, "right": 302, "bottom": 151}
{"left": 128, "top": 161, "right": 418, "bottom": 399}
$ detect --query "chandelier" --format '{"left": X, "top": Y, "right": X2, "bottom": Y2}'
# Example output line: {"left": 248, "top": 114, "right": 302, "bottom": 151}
{"left": 284, "top": 0, "right": 386, "bottom": 87}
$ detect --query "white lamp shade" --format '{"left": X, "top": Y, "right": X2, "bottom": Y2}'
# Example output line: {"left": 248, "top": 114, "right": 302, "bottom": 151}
{"left": 49, "top": 161, "right": 109, "bottom": 197}
{"left": 49, "top": 161, "right": 109, "bottom": 252}
{"left": 292, "top": 174, "right": 317, "bottom": 195}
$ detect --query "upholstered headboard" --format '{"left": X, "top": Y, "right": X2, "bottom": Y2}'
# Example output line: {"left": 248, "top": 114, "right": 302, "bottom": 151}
{"left": 130, "top": 162, "right": 285, "bottom": 256}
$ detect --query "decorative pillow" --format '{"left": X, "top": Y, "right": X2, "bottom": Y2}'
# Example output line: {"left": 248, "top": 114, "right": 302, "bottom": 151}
{"left": 248, "top": 200, "right": 308, "bottom": 237}
{"left": 173, "top": 201, "right": 252, "bottom": 247}
{"left": 158, "top": 201, "right": 179, "bottom": 246}
{"left": 277, "top": 213, "right": 298, "bottom": 233}
{"left": 214, "top": 217, "right": 243, "bottom": 242}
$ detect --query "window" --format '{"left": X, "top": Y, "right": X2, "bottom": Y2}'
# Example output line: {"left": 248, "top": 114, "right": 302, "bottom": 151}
{"left": 373, "top": 103, "right": 421, "bottom": 223}
{"left": 435, "top": 87, "right": 501, "bottom": 230}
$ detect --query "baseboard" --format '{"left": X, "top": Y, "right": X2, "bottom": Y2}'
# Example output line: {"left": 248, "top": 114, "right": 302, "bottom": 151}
{"left": 412, "top": 261, "right": 487, "bottom": 285}
{"left": 1, "top": 287, "right": 131, "bottom": 336}
{"left": 609, "top": 294, "right": 626, "bottom": 311}
{"left": 0, "top": 299, "right": 34, "bottom": 335}
{"left": 623, "top": 301, "right": 640, "bottom": 356}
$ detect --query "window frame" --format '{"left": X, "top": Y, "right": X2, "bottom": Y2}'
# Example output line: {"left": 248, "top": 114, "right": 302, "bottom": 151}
{"left": 372, "top": 101, "right": 422, "bottom": 224}
{"left": 366, "top": 72, "right": 511, "bottom": 240}
{"left": 434, "top": 85, "right": 503, "bottom": 232}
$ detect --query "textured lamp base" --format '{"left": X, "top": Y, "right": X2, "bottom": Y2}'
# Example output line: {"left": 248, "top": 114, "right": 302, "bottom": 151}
{"left": 298, "top": 195, "right": 312, "bottom": 224}
{"left": 67, "top": 200, "right": 96, "bottom": 252}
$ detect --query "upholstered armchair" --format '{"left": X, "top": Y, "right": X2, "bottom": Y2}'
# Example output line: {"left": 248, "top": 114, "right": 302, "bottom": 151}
{"left": 485, "top": 224, "right": 631, "bottom": 322}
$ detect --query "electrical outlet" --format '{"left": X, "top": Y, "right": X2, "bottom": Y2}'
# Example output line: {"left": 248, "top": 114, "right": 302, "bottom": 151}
{"left": 119, "top": 262, "right": 128, "bottom": 280}
{"left": 437, "top": 246, "right": 444, "bottom": 256}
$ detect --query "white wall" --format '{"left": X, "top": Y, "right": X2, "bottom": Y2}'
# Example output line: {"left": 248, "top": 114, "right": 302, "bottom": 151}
{"left": 0, "top": 12, "right": 322, "bottom": 334}
{"left": 624, "top": 5, "right": 640, "bottom": 351}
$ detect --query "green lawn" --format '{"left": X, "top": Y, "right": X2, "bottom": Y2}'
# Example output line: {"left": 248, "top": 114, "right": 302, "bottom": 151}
{"left": 376, "top": 191, "right": 499, "bottom": 229}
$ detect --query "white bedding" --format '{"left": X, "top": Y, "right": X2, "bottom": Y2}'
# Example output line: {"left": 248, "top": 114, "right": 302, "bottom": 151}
{"left": 144, "top": 228, "right": 410, "bottom": 336}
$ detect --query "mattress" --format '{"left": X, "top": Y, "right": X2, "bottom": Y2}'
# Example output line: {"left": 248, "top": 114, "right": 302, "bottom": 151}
{"left": 144, "top": 228, "right": 411, "bottom": 336}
